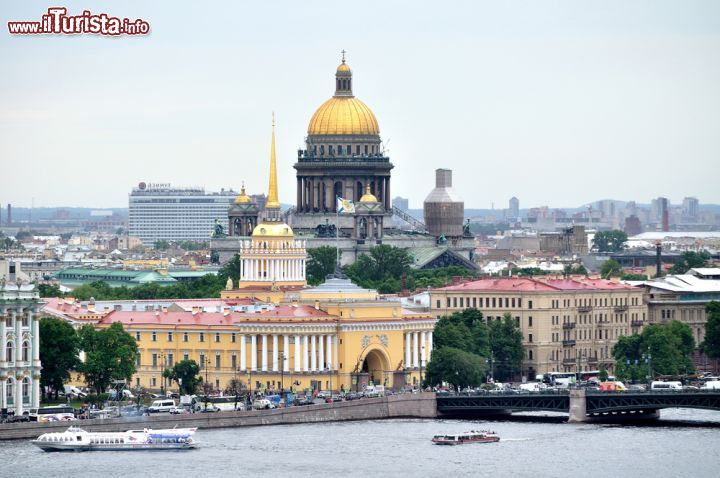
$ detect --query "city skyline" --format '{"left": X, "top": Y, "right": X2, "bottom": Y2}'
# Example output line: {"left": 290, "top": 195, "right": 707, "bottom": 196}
{"left": 2, "top": 1, "right": 720, "bottom": 209}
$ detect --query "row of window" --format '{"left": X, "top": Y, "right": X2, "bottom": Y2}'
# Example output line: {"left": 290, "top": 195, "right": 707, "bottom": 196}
{"left": 140, "top": 331, "right": 237, "bottom": 344}
{"left": 441, "top": 295, "right": 642, "bottom": 311}
{"left": 5, "top": 341, "right": 31, "bottom": 362}
{"left": 3, "top": 316, "right": 30, "bottom": 327}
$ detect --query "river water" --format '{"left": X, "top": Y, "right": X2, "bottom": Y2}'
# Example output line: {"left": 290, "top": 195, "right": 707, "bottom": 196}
{"left": 4, "top": 409, "right": 720, "bottom": 478}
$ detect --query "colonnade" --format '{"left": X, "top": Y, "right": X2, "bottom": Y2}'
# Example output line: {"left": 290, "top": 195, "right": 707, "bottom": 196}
{"left": 404, "top": 331, "right": 433, "bottom": 369}
{"left": 240, "top": 333, "right": 338, "bottom": 373}
{"left": 0, "top": 306, "right": 42, "bottom": 413}
{"left": 240, "top": 257, "right": 306, "bottom": 282}
{"left": 296, "top": 176, "right": 391, "bottom": 212}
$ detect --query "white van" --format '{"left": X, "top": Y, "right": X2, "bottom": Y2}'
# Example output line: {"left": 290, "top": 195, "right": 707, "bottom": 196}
{"left": 63, "top": 385, "right": 87, "bottom": 398}
{"left": 701, "top": 380, "right": 720, "bottom": 390}
{"left": 148, "top": 399, "right": 176, "bottom": 413}
{"left": 519, "top": 382, "right": 545, "bottom": 392}
{"left": 650, "top": 381, "right": 682, "bottom": 391}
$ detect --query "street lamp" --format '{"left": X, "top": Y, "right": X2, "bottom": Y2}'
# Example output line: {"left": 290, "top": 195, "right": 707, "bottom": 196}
{"left": 203, "top": 357, "right": 210, "bottom": 412}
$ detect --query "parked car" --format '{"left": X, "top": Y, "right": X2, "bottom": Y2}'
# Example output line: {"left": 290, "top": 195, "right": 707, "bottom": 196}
{"left": 148, "top": 399, "right": 176, "bottom": 413}
{"left": 252, "top": 399, "right": 275, "bottom": 410}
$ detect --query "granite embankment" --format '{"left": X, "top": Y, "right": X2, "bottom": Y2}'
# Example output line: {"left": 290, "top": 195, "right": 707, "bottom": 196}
{"left": 0, "top": 393, "right": 437, "bottom": 440}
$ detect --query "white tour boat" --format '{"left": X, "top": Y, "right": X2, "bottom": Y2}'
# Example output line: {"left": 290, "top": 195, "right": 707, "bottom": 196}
{"left": 32, "top": 426, "right": 197, "bottom": 451}
{"left": 431, "top": 430, "right": 500, "bottom": 445}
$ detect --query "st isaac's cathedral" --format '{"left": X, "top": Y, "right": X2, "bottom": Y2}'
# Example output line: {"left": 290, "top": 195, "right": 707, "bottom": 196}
{"left": 212, "top": 54, "right": 476, "bottom": 269}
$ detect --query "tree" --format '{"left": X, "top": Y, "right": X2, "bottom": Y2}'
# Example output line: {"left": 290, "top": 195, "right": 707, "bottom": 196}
{"left": 219, "top": 254, "right": 241, "bottom": 283}
{"left": 163, "top": 359, "right": 201, "bottom": 395}
{"left": 600, "top": 259, "right": 623, "bottom": 278}
{"left": 701, "top": 301, "right": 720, "bottom": 359}
{"left": 79, "top": 322, "right": 139, "bottom": 394}
{"left": 153, "top": 240, "right": 170, "bottom": 251}
{"left": 344, "top": 245, "right": 412, "bottom": 292}
{"left": 39, "top": 318, "right": 80, "bottom": 400}
{"left": 433, "top": 308, "right": 489, "bottom": 358}
{"left": 306, "top": 246, "right": 339, "bottom": 285}
{"left": 564, "top": 264, "right": 588, "bottom": 276}
{"left": 424, "top": 347, "right": 488, "bottom": 390}
{"left": 592, "top": 230, "right": 628, "bottom": 253}
{"left": 38, "top": 284, "right": 63, "bottom": 298}
{"left": 598, "top": 365, "right": 609, "bottom": 382}
{"left": 488, "top": 314, "right": 524, "bottom": 381}
{"left": 612, "top": 320, "right": 695, "bottom": 381}
{"left": 669, "top": 251, "right": 711, "bottom": 275}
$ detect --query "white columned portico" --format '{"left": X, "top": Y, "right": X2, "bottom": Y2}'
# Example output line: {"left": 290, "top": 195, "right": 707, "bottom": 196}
{"left": 318, "top": 334, "right": 325, "bottom": 369}
{"left": 404, "top": 332, "right": 411, "bottom": 369}
{"left": 272, "top": 335, "right": 279, "bottom": 372}
{"left": 283, "top": 335, "right": 290, "bottom": 372}
{"left": 326, "top": 335, "right": 333, "bottom": 370}
{"left": 310, "top": 335, "right": 317, "bottom": 371}
{"left": 333, "top": 336, "right": 338, "bottom": 371}
{"left": 412, "top": 331, "right": 419, "bottom": 368}
{"left": 32, "top": 311, "right": 40, "bottom": 364}
{"left": 294, "top": 335, "right": 301, "bottom": 372}
{"left": 251, "top": 335, "right": 257, "bottom": 371}
{"left": 261, "top": 335, "right": 268, "bottom": 372}
{"left": 427, "top": 332, "right": 433, "bottom": 361}
{"left": 240, "top": 335, "right": 247, "bottom": 371}
{"left": 303, "top": 335, "right": 309, "bottom": 372}
{"left": 420, "top": 331, "right": 427, "bottom": 367}
{"left": 15, "top": 378, "right": 23, "bottom": 416}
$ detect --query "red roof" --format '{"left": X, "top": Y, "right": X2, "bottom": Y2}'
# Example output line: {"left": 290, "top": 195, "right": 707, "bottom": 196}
{"left": 434, "top": 277, "right": 636, "bottom": 292}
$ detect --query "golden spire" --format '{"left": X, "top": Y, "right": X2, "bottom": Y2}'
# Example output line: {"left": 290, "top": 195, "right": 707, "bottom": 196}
{"left": 266, "top": 112, "right": 280, "bottom": 210}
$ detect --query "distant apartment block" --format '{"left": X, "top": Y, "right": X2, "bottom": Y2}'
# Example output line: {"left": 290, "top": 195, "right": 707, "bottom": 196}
{"left": 128, "top": 182, "right": 236, "bottom": 245}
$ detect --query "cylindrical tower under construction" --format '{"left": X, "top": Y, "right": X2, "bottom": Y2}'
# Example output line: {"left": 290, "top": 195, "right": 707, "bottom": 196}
{"left": 423, "top": 169, "right": 464, "bottom": 238}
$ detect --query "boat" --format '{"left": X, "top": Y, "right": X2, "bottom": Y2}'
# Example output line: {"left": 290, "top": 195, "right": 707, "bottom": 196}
{"left": 32, "top": 426, "right": 197, "bottom": 451}
{"left": 431, "top": 430, "right": 500, "bottom": 445}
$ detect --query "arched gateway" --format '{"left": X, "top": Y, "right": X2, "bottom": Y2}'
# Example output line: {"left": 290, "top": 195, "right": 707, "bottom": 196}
{"left": 358, "top": 347, "right": 391, "bottom": 390}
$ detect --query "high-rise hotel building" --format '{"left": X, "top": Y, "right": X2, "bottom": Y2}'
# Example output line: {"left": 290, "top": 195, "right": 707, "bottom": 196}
{"left": 129, "top": 183, "right": 237, "bottom": 245}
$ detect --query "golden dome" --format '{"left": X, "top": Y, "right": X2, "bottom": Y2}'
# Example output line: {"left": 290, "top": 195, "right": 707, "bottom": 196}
{"left": 359, "top": 184, "right": 378, "bottom": 203}
{"left": 251, "top": 221, "right": 294, "bottom": 238}
{"left": 234, "top": 184, "right": 252, "bottom": 204}
{"left": 308, "top": 96, "right": 379, "bottom": 136}
{"left": 337, "top": 62, "right": 351, "bottom": 73}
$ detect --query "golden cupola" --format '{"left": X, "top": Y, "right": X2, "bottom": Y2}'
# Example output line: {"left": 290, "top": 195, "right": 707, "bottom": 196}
{"left": 359, "top": 184, "right": 378, "bottom": 203}
{"left": 234, "top": 183, "right": 252, "bottom": 204}
{"left": 307, "top": 55, "right": 380, "bottom": 136}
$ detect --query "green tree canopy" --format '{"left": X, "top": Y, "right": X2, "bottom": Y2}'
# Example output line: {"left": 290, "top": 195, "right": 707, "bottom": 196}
{"left": 306, "top": 246, "right": 339, "bottom": 285}
{"left": 38, "top": 284, "right": 64, "bottom": 298}
{"left": 669, "top": 250, "right": 711, "bottom": 275}
{"left": 600, "top": 259, "right": 623, "bottom": 278}
{"left": 39, "top": 317, "right": 80, "bottom": 400}
{"left": 79, "top": 322, "right": 139, "bottom": 394}
{"left": 424, "top": 347, "right": 488, "bottom": 390}
{"left": 612, "top": 320, "right": 696, "bottom": 381}
{"left": 592, "top": 230, "right": 628, "bottom": 252}
{"left": 488, "top": 313, "right": 525, "bottom": 381}
{"left": 153, "top": 240, "right": 170, "bottom": 251}
{"left": 701, "top": 301, "right": 720, "bottom": 359}
{"left": 432, "top": 308, "right": 489, "bottom": 358}
{"left": 163, "top": 359, "right": 201, "bottom": 395}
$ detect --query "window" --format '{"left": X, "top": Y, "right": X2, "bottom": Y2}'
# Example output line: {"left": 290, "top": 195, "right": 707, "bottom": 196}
{"left": 199, "top": 332, "right": 205, "bottom": 343}
{"left": 492, "top": 298, "right": 496, "bottom": 308}
{"left": 152, "top": 353, "right": 158, "bottom": 367}
{"left": 151, "top": 377, "right": 157, "bottom": 387}
{"left": 136, "top": 354, "right": 141, "bottom": 366}
{"left": 446, "top": 298, "right": 450, "bottom": 308}
{"left": 453, "top": 297, "right": 457, "bottom": 308}
{"left": 183, "top": 353, "right": 189, "bottom": 361}
{"left": 183, "top": 332, "right": 189, "bottom": 342}
{"left": 528, "top": 334, "right": 533, "bottom": 343}
{"left": 199, "top": 354, "right": 205, "bottom": 368}
{"left": 215, "top": 333, "right": 221, "bottom": 343}
{"left": 528, "top": 317, "right": 533, "bottom": 327}
{"left": 437, "top": 300, "right": 441, "bottom": 309}
{"left": 231, "top": 333, "right": 237, "bottom": 343}
{"left": 167, "top": 332, "right": 173, "bottom": 342}
{"left": 528, "top": 300, "right": 533, "bottom": 310}
{"left": 168, "top": 353, "right": 174, "bottom": 367}
{"left": 22, "top": 341, "right": 29, "bottom": 362}
{"left": 472, "top": 298, "right": 477, "bottom": 308}
{"left": 135, "top": 332, "right": 141, "bottom": 341}
{"left": 459, "top": 298, "right": 464, "bottom": 308}
{"left": 231, "top": 354, "right": 237, "bottom": 369}
{"left": 529, "top": 350, "right": 533, "bottom": 360}
{"left": 215, "top": 354, "right": 221, "bottom": 368}
{"left": 152, "top": 331, "right": 157, "bottom": 342}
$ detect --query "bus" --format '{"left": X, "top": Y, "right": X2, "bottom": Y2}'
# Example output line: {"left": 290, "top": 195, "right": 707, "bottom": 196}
{"left": 28, "top": 406, "right": 76, "bottom": 422}
{"left": 201, "top": 395, "right": 246, "bottom": 411}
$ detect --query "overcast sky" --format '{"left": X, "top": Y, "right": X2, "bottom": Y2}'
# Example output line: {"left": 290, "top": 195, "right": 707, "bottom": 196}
{"left": 1, "top": 1, "right": 719, "bottom": 210}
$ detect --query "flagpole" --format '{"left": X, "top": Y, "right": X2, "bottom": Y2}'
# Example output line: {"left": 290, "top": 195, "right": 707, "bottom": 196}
{"left": 336, "top": 195, "right": 340, "bottom": 273}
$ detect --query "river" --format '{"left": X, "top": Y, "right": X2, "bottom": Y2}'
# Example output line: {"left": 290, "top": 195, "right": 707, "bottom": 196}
{"left": 4, "top": 409, "right": 720, "bottom": 477}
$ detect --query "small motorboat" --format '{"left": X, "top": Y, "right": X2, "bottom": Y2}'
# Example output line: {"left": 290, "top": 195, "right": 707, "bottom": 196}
{"left": 32, "top": 426, "right": 197, "bottom": 451}
{"left": 432, "top": 430, "right": 500, "bottom": 445}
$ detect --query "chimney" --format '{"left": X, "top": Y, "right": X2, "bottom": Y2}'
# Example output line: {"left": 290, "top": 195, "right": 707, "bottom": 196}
{"left": 223, "top": 306, "right": 230, "bottom": 316}
{"left": 162, "top": 306, "right": 168, "bottom": 314}
{"left": 314, "top": 300, "right": 320, "bottom": 310}
{"left": 7, "top": 203, "right": 11, "bottom": 226}
{"left": 655, "top": 241, "right": 662, "bottom": 277}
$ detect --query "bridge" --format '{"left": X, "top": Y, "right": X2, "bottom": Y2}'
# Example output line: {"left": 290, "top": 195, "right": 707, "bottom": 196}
{"left": 436, "top": 390, "right": 720, "bottom": 422}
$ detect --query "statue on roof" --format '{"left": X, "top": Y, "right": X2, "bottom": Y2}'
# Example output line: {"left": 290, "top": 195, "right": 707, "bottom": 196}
{"left": 212, "top": 219, "right": 227, "bottom": 238}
